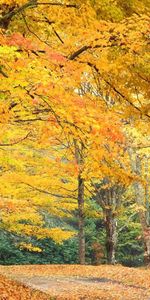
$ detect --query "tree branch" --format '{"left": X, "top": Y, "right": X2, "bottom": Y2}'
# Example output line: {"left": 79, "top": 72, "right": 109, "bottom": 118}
{"left": 0, "top": 1, "right": 77, "bottom": 28}
{"left": 22, "top": 182, "right": 77, "bottom": 200}
{"left": 69, "top": 46, "right": 90, "bottom": 60}
{"left": 0, "top": 131, "right": 31, "bottom": 146}
{"left": 68, "top": 40, "right": 121, "bottom": 60}
{"left": 21, "top": 12, "right": 50, "bottom": 46}
{"left": 87, "top": 62, "right": 150, "bottom": 119}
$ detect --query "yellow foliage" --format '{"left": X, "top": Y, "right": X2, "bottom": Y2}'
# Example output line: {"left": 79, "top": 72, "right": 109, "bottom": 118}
{"left": 0, "top": 0, "right": 149, "bottom": 246}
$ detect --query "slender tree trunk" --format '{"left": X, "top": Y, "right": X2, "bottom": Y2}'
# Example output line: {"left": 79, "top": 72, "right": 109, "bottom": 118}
{"left": 78, "top": 174, "right": 85, "bottom": 264}
{"left": 143, "top": 228, "right": 150, "bottom": 264}
{"left": 129, "top": 149, "right": 150, "bottom": 264}
{"left": 145, "top": 157, "right": 150, "bottom": 226}
{"left": 105, "top": 208, "right": 117, "bottom": 264}
{"left": 135, "top": 155, "right": 150, "bottom": 264}
{"left": 74, "top": 139, "right": 85, "bottom": 264}
{"left": 144, "top": 157, "right": 150, "bottom": 263}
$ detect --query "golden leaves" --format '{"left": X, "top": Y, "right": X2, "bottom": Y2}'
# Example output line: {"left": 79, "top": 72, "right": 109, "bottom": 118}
{"left": 0, "top": 0, "right": 149, "bottom": 255}
{"left": 0, "top": 265, "right": 150, "bottom": 300}
{"left": 19, "top": 242, "right": 42, "bottom": 253}
{"left": 0, "top": 274, "right": 48, "bottom": 300}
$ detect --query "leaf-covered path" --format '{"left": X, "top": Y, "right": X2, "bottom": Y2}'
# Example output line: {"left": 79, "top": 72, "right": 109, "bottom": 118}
{"left": 0, "top": 265, "right": 150, "bottom": 299}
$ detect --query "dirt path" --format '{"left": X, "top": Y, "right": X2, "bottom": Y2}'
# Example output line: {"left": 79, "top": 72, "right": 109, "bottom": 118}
{"left": 9, "top": 274, "right": 150, "bottom": 299}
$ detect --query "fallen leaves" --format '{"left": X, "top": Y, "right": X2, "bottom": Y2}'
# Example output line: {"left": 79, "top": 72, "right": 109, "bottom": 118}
{"left": 0, "top": 264, "right": 150, "bottom": 300}
{"left": 0, "top": 274, "right": 49, "bottom": 300}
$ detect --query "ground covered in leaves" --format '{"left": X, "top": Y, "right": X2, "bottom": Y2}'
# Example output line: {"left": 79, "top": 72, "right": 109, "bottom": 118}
{"left": 0, "top": 274, "right": 50, "bottom": 300}
{"left": 0, "top": 264, "right": 150, "bottom": 299}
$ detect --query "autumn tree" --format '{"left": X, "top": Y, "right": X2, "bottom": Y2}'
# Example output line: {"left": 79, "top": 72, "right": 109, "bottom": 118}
{"left": 0, "top": 0, "right": 149, "bottom": 265}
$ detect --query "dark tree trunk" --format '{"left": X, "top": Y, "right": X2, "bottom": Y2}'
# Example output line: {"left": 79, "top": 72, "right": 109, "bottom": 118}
{"left": 134, "top": 155, "right": 150, "bottom": 264}
{"left": 74, "top": 139, "right": 85, "bottom": 265}
{"left": 143, "top": 228, "right": 150, "bottom": 264}
{"left": 105, "top": 209, "right": 117, "bottom": 264}
{"left": 78, "top": 174, "right": 85, "bottom": 265}
{"left": 94, "top": 182, "right": 120, "bottom": 265}
{"left": 129, "top": 150, "right": 150, "bottom": 265}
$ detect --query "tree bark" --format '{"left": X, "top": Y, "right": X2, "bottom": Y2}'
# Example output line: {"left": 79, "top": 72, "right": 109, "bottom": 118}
{"left": 74, "top": 139, "right": 85, "bottom": 265}
{"left": 129, "top": 149, "right": 150, "bottom": 264}
{"left": 135, "top": 155, "right": 150, "bottom": 264}
{"left": 95, "top": 182, "right": 120, "bottom": 265}
{"left": 143, "top": 228, "right": 150, "bottom": 264}
{"left": 105, "top": 208, "right": 117, "bottom": 264}
{"left": 144, "top": 157, "right": 150, "bottom": 264}
{"left": 145, "top": 157, "right": 150, "bottom": 226}
{"left": 78, "top": 174, "right": 85, "bottom": 264}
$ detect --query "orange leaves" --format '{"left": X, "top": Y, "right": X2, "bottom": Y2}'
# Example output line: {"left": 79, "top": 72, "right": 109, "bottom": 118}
{"left": 100, "top": 126, "right": 125, "bottom": 143}
{"left": 62, "top": 160, "right": 80, "bottom": 177}
{"left": 0, "top": 274, "right": 48, "bottom": 300}
{"left": 32, "top": 97, "right": 39, "bottom": 105}
{"left": 6, "top": 33, "right": 36, "bottom": 51}
{"left": 46, "top": 48, "right": 67, "bottom": 64}
{"left": 73, "top": 97, "right": 86, "bottom": 108}
{"left": 90, "top": 120, "right": 124, "bottom": 144}
{"left": 0, "top": 104, "right": 11, "bottom": 123}
{"left": 0, "top": 265, "right": 150, "bottom": 300}
{"left": 0, "top": 0, "right": 149, "bottom": 255}
{"left": 55, "top": 156, "right": 61, "bottom": 163}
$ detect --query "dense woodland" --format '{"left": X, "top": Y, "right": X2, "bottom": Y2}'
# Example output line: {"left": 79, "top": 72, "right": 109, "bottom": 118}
{"left": 0, "top": 0, "right": 150, "bottom": 267}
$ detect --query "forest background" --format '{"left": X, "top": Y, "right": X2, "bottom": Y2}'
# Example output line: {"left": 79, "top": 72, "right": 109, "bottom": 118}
{"left": 0, "top": 0, "right": 150, "bottom": 268}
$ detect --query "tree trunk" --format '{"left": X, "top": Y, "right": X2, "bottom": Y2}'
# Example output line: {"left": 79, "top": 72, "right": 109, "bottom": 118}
{"left": 74, "top": 139, "right": 85, "bottom": 265}
{"left": 144, "top": 157, "right": 150, "bottom": 264}
{"left": 143, "top": 228, "right": 150, "bottom": 264}
{"left": 78, "top": 174, "right": 85, "bottom": 264}
{"left": 105, "top": 209, "right": 117, "bottom": 264}
{"left": 145, "top": 157, "right": 150, "bottom": 226}
{"left": 134, "top": 155, "right": 150, "bottom": 264}
{"left": 129, "top": 150, "right": 150, "bottom": 264}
